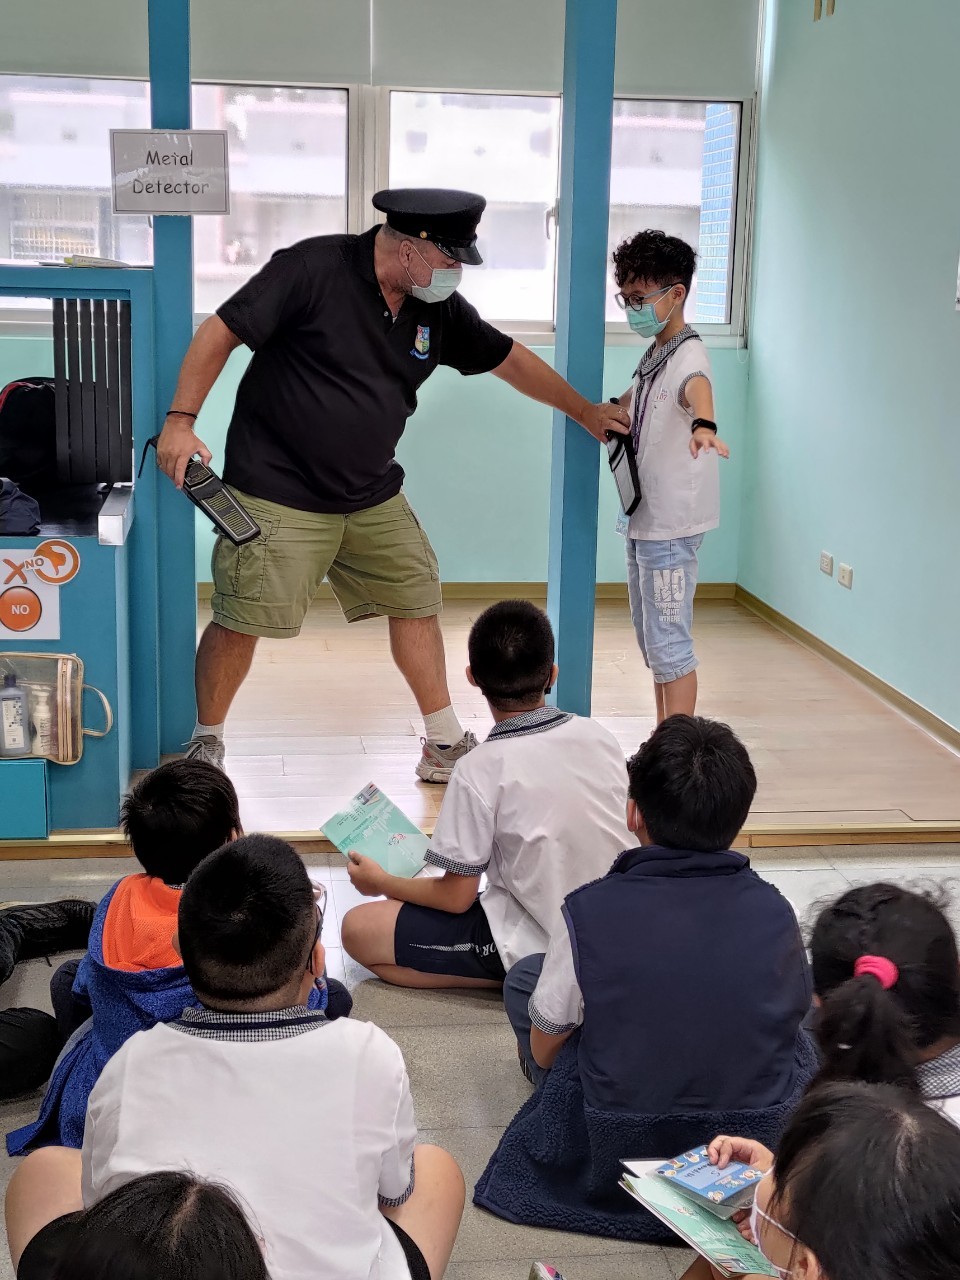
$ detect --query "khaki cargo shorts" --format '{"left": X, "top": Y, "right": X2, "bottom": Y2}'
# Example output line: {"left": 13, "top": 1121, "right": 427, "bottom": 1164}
{"left": 210, "top": 490, "right": 442, "bottom": 639}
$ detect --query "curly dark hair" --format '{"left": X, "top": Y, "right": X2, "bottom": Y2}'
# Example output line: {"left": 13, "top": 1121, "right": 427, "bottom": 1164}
{"left": 612, "top": 229, "right": 697, "bottom": 294}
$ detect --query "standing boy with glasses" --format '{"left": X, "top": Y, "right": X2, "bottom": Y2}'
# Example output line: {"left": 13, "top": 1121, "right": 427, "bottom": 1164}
{"left": 612, "top": 230, "right": 730, "bottom": 721}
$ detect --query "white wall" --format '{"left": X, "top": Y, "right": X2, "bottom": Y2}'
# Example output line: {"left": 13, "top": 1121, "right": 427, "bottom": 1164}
{"left": 1, "top": 0, "right": 760, "bottom": 97}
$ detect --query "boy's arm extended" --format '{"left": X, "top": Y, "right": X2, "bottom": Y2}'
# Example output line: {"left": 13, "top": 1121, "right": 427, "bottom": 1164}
{"left": 347, "top": 854, "right": 481, "bottom": 913}
{"left": 682, "top": 374, "right": 730, "bottom": 459}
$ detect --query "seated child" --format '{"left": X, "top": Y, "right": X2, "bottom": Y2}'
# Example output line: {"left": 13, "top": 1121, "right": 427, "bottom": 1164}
{"left": 6, "top": 759, "right": 240, "bottom": 1153}
{"left": 7, "top": 1169, "right": 268, "bottom": 1280}
{"left": 809, "top": 881, "right": 960, "bottom": 1119}
{"left": 10, "top": 836, "right": 466, "bottom": 1280}
{"left": 475, "top": 715, "right": 816, "bottom": 1241}
{"left": 0, "top": 899, "right": 94, "bottom": 1100}
{"left": 681, "top": 1081, "right": 960, "bottom": 1280}
{"left": 341, "top": 600, "right": 631, "bottom": 988}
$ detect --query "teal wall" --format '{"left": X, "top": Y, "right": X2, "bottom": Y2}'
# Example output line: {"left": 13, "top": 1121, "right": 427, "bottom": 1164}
{"left": 740, "top": 0, "right": 960, "bottom": 729}
{"left": 192, "top": 341, "right": 747, "bottom": 584}
{"left": 0, "top": 337, "right": 54, "bottom": 382}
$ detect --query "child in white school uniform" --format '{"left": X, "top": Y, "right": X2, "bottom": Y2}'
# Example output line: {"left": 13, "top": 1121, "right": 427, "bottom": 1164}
{"left": 6, "top": 837, "right": 465, "bottom": 1280}
{"left": 340, "top": 600, "right": 631, "bottom": 989}
{"left": 612, "top": 229, "right": 730, "bottom": 722}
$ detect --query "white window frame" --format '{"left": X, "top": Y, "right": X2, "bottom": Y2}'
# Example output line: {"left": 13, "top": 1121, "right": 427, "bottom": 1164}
{"left": 378, "top": 84, "right": 563, "bottom": 341}
{"left": 0, "top": 77, "right": 756, "bottom": 349}
{"left": 603, "top": 94, "right": 755, "bottom": 348}
{"left": 0, "top": 73, "right": 356, "bottom": 335}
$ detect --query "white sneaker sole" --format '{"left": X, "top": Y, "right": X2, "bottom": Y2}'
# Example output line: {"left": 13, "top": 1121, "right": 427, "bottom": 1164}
{"left": 415, "top": 762, "right": 452, "bottom": 784}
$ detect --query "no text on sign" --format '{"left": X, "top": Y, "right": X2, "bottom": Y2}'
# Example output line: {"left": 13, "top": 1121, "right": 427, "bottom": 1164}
{"left": 0, "top": 539, "right": 82, "bottom": 640}
{"left": 111, "top": 130, "right": 230, "bottom": 216}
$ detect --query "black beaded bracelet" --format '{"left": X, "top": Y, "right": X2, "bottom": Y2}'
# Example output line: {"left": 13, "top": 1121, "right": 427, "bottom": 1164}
{"left": 166, "top": 409, "right": 198, "bottom": 421}
{"left": 691, "top": 417, "right": 717, "bottom": 434}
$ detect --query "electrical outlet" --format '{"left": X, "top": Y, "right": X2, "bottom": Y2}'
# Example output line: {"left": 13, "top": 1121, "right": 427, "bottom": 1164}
{"left": 838, "top": 563, "right": 853, "bottom": 589}
{"left": 820, "top": 552, "right": 834, "bottom": 576}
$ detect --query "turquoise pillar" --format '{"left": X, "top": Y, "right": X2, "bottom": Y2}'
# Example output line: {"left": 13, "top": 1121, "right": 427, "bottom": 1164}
{"left": 148, "top": 0, "right": 197, "bottom": 755}
{"left": 546, "top": 0, "right": 618, "bottom": 715}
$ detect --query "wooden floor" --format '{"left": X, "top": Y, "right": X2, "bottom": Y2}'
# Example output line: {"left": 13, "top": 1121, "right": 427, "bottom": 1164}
{"left": 218, "top": 597, "right": 960, "bottom": 837}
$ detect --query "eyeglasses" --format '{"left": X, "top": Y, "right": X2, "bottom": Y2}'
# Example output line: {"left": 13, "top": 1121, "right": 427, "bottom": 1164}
{"left": 614, "top": 282, "right": 681, "bottom": 312}
{"left": 311, "top": 885, "right": 326, "bottom": 951}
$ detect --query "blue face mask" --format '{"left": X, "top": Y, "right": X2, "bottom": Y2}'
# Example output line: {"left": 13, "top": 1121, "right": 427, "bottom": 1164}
{"left": 626, "top": 285, "right": 677, "bottom": 338}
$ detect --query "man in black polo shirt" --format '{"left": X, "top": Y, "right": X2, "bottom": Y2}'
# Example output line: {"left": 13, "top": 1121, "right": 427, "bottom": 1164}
{"left": 156, "top": 189, "right": 629, "bottom": 779}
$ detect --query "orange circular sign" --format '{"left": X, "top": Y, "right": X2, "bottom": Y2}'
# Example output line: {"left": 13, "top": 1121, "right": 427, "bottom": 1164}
{"left": 33, "top": 540, "right": 81, "bottom": 586}
{"left": 0, "top": 586, "right": 42, "bottom": 632}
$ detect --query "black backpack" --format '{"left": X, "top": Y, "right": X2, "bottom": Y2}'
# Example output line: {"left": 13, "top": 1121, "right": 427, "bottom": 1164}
{"left": 0, "top": 478, "right": 41, "bottom": 535}
{"left": 0, "top": 378, "right": 58, "bottom": 494}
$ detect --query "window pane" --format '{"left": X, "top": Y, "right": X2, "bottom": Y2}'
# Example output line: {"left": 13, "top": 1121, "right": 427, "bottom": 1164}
{"left": 389, "top": 92, "right": 560, "bottom": 324}
{"left": 191, "top": 85, "right": 348, "bottom": 314}
{"left": 0, "top": 75, "right": 153, "bottom": 273}
{"left": 607, "top": 101, "right": 740, "bottom": 324}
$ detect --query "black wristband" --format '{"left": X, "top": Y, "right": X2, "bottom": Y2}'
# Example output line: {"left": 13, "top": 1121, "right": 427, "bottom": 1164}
{"left": 691, "top": 417, "right": 717, "bottom": 434}
{"left": 166, "top": 409, "right": 197, "bottom": 421}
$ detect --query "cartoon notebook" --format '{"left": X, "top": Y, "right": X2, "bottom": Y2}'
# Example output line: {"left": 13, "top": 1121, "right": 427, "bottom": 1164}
{"left": 620, "top": 1160, "right": 777, "bottom": 1279}
{"left": 651, "top": 1146, "right": 764, "bottom": 1217}
{"left": 321, "top": 783, "right": 429, "bottom": 878}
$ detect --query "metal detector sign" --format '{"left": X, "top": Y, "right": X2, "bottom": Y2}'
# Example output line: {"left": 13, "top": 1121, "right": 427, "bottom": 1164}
{"left": 110, "top": 130, "right": 230, "bottom": 215}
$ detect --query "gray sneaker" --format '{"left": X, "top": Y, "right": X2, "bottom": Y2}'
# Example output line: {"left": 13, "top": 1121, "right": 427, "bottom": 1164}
{"left": 416, "top": 730, "right": 478, "bottom": 784}
{"left": 184, "top": 734, "right": 226, "bottom": 771}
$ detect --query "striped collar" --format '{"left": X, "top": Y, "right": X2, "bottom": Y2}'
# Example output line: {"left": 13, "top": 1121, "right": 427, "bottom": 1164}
{"left": 635, "top": 324, "right": 700, "bottom": 381}
{"left": 487, "top": 705, "right": 573, "bottom": 741}
{"left": 172, "top": 1005, "right": 327, "bottom": 1042}
{"left": 917, "top": 1041, "right": 960, "bottom": 1101}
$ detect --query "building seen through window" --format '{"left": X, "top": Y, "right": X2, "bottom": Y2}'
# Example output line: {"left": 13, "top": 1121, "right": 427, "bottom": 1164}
{"left": 0, "top": 76, "right": 739, "bottom": 327}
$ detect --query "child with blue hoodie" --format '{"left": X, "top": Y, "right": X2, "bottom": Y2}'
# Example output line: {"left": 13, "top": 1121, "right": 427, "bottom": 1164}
{"left": 9, "top": 760, "right": 351, "bottom": 1158}
{"left": 7, "top": 760, "right": 240, "bottom": 1153}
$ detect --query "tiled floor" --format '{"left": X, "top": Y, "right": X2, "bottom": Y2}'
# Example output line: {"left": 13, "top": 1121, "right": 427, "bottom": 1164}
{"left": 213, "top": 597, "right": 960, "bottom": 834}
{"left": 3, "top": 845, "right": 960, "bottom": 1280}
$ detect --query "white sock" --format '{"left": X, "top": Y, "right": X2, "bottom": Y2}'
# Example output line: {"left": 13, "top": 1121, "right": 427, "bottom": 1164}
{"left": 423, "top": 706, "right": 463, "bottom": 748}
{"left": 193, "top": 720, "right": 225, "bottom": 742}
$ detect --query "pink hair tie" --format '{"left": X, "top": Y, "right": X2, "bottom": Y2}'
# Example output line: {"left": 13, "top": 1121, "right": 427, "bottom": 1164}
{"left": 854, "top": 955, "right": 899, "bottom": 989}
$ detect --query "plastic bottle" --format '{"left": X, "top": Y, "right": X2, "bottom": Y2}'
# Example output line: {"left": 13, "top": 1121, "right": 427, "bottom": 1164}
{"left": 0, "top": 674, "right": 30, "bottom": 758}
{"left": 31, "top": 685, "right": 57, "bottom": 759}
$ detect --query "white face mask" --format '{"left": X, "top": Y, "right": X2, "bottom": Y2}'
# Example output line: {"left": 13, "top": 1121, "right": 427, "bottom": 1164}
{"left": 749, "top": 1177, "right": 798, "bottom": 1279}
{"left": 406, "top": 244, "right": 462, "bottom": 303}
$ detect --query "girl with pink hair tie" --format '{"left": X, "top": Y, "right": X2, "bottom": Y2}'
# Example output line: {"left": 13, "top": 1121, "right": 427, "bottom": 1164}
{"left": 809, "top": 881, "right": 960, "bottom": 1120}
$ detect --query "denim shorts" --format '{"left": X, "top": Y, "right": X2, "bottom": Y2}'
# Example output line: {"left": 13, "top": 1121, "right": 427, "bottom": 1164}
{"left": 625, "top": 535, "right": 704, "bottom": 683}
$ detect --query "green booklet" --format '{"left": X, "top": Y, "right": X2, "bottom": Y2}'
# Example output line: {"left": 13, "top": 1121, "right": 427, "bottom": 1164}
{"left": 621, "top": 1161, "right": 778, "bottom": 1279}
{"left": 321, "top": 782, "right": 429, "bottom": 878}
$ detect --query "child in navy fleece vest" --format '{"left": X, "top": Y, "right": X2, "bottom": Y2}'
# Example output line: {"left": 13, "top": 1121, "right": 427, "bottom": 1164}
{"left": 479, "top": 716, "right": 815, "bottom": 1241}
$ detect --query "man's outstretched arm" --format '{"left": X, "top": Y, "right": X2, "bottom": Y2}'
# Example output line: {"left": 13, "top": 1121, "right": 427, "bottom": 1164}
{"left": 492, "top": 343, "right": 630, "bottom": 443}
